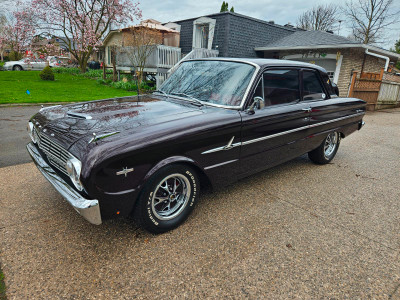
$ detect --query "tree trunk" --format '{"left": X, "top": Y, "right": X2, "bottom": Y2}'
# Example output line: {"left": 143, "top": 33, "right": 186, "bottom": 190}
{"left": 103, "top": 62, "right": 106, "bottom": 80}
{"left": 80, "top": 59, "right": 88, "bottom": 73}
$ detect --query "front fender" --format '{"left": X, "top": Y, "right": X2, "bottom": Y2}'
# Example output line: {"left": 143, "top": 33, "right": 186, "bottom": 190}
{"left": 143, "top": 155, "right": 202, "bottom": 182}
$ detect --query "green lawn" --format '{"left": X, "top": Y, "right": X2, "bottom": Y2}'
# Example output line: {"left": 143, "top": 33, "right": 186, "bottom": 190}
{"left": 0, "top": 71, "right": 136, "bottom": 104}
{"left": 0, "top": 264, "right": 5, "bottom": 300}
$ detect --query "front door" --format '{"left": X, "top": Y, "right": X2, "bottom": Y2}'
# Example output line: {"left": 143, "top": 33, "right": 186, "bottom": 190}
{"left": 239, "top": 68, "right": 311, "bottom": 177}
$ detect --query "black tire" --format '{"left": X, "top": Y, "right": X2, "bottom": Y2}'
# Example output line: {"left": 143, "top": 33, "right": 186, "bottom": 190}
{"left": 13, "top": 65, "right": 22, "bottom": 71}
{"left": 133, "top": 164, "right": 200, "bottom": 234}
{"left": 308, "top": 132, "right": 340, "bottom": 164}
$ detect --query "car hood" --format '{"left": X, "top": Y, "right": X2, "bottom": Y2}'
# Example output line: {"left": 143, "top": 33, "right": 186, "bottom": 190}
{"left": 32, "top": 95, "right": 205, "bottom": 155}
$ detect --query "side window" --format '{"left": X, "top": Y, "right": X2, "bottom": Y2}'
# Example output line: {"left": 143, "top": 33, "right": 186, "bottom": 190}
{"left": 263, "top": 69, "right": 300, "bottom": 106}
{"left": 303, "top": 70, "right": 326, "bottom": 100}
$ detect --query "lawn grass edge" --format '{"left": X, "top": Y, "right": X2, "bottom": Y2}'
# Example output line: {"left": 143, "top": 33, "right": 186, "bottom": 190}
{"left": 0, "top": 263, "right": 6, "bottom": 300}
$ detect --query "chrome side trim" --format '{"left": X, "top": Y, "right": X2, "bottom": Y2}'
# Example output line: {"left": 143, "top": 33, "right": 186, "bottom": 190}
{"left": 201, "top": 143, "right": 241, "bottom": 154}
{"left": 204, "top": 159, "right": 238, "bottom": 170}
{"left": 241, "top": 124, "right": 309, "bottom": 146}
{"left": 201, "top": 136, "right": 240, "bottom": 154}
{"left": 27, "top": 142, "right": 102, "bottom": 225}
{"left": 201, "top": 112, "right": 364, "bottom": 154}
{"left": 308, "top": 113, "right": 364, "bottom": 128}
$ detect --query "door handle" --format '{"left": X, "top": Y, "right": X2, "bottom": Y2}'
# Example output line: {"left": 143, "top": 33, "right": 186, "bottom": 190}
{"left": 302, "top": 108, "right": 312, "bottom": 113}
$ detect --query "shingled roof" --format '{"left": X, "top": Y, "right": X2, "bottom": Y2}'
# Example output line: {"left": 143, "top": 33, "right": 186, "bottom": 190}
{"left": 263, "top": 30, "right": 359, "bottom": 48}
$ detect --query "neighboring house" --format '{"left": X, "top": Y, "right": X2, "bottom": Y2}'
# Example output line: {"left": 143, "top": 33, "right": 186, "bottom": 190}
{"left": 100, "top": 11, "right": 400, "bottom": 99}
{"left": 255, "top": 30, "right": 400, "bottom": 97}
{"left": 101, "top": 19, "right": 181, "bottom": 84}
{"left": 166, "top": 11, "right": 298, "bottom": 58}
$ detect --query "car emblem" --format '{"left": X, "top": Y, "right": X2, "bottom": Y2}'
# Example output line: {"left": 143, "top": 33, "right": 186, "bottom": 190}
{"left": 116, "top": 167, "right": 134, "bottom": 177}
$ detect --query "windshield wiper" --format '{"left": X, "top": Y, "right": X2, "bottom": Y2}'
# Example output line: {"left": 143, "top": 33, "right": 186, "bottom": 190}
{"left": 153, "top": 90, "right": 168, "bottom": 97}
{"left": 170, "top": 92, "right": 203, "bottom": 106}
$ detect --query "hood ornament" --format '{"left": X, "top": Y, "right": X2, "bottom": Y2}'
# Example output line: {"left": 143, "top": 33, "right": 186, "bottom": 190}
{"left": 89, "top": 131, "right": 120, "bottom": 144}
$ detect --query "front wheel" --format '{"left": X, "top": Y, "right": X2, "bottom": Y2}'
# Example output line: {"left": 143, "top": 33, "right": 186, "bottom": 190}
{"left": 13, "top": 65, "right": 22, "bottom": 71}
{"left": 308, "top": 132, "right": 340, "bottom": 164}
{"left": 133, "top": 164, "right": 200, "bottom": 234}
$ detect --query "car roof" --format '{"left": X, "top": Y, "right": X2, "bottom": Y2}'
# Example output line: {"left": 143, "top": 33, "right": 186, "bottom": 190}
{"left": 189, "top": 57, "right": 327, "bottom": 73}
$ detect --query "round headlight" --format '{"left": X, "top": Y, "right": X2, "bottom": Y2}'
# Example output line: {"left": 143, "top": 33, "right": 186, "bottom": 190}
{"left": 66, "top": 157, "right": 84, "bottom": 191}
{"left": 27, "top": 122, "right": 37, "bottom": 143}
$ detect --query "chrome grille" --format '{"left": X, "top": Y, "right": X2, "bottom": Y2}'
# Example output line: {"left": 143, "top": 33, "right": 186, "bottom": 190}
{"left": 35, "top": 128, "right": 70, "bottom": 175}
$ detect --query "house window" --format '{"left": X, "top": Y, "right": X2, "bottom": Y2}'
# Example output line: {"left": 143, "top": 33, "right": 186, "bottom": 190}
{"left": 192, "top": 17, "right": 216, "bottom": 50}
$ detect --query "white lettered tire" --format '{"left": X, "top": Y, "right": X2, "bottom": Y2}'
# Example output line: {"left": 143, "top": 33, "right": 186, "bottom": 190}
{"left": 133, "top": 164, "right": 200, "bottom": 234}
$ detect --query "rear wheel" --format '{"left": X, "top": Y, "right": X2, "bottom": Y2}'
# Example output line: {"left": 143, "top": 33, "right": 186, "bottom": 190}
{"left": 308, "top": 132, "right": 340, "bottom": 164}
{"left": 133, "top": 164, "right": 200, "bottom": 234}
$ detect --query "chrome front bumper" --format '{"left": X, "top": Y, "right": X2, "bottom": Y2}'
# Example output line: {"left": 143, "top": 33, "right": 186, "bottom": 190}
{"left": 27, "top": 142, "right": 102, "bottom": 225}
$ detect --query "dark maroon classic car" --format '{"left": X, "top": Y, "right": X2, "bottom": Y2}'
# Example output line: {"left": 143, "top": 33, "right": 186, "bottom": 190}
{"left": 27, "top": 58, "right": 366, "bottom": 233}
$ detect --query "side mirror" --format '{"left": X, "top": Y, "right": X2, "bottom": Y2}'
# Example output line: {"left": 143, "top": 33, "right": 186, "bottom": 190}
{"left": 247, "top": 96, "right": 265, "bottom": 114}
{"left": 332, "top": 82, "right": 339, "bottom": 96}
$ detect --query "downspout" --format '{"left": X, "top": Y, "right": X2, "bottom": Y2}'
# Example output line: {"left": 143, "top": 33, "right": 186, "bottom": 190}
{"left": 365, "top": 48, "right": 390, "bottom": 71}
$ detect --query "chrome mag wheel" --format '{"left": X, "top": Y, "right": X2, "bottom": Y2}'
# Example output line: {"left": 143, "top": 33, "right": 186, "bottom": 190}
{"left": 151, "top": 174, "right": 191, "bottom": 220}
{"left": 324, "top": 132, "right": 339, "bottom": 158}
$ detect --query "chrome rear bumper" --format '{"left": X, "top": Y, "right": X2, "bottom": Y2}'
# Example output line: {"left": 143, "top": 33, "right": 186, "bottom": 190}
{"left": 26, "top": 142, "right": 102, "bottom": 225}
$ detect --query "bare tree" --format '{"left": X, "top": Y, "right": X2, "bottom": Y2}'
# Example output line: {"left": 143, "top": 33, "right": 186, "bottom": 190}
{"left": 297, "top": 4, "right": 339, "bottom": 31}
{"left": 121, "top": 26, "right": 162, "bottom": 90}
{"left": 343, "top": 0, "right": 399, "bottom": 44}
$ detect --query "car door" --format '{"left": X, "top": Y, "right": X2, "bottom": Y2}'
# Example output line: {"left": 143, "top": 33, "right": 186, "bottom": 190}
{"left": 300, "top": 69, "right": 364, "bottom": 151}
{"left": 239, "top": 68, "right": 311, "bottom": 178}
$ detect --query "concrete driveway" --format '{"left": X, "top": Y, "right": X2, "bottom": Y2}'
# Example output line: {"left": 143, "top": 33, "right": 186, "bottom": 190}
{"left": 0, "top": 108, "right": 399, "bottom": 299}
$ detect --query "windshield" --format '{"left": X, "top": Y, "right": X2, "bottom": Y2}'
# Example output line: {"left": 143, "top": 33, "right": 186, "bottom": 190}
{"left": 160, "top": 60, "right": 256, "bottom": 107}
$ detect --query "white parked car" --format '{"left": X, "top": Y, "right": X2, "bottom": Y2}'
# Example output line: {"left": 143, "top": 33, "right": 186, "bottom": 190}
{"left": 4, "top": 57, "right": 61, "bottom": 71}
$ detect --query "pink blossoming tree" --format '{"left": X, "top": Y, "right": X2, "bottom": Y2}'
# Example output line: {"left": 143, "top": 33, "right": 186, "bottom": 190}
{"left": 29, "top": 0, "right": 141, "bottom": 72}
{"left": 0, "top": 4, "right": 36, "bottom": 60}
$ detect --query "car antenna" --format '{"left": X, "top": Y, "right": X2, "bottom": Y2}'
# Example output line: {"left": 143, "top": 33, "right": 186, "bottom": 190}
{"left": 135, "top": 70, "right": 140, "bottom": 105}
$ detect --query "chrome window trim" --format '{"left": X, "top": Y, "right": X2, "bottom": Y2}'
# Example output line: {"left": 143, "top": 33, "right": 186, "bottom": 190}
{"left": 162, "top": 59, "right": 261, "bottom": 110}
{"left": 201, "top": 112, "right": 364, "bottom": 154}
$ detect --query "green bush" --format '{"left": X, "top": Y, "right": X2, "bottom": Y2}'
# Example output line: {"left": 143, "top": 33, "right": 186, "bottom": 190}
{"left": 0, "top": 61, "right": 4, "bottom": 71}
{"left": 110, "top": 80, "right": 138, "bottom": 91}
{"left": 52, "top": 67, "right": 80, "bottom": 75}
{"left": 39, "top": 66, "right": 55, "bottom": 81}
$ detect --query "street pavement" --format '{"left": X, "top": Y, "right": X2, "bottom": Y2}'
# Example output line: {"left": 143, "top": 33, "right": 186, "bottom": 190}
{"left": 0, "top": 105, "right": 41, "bottom": 168}
{"left": 0, "top": 107, "right": 399, "bottom": 299}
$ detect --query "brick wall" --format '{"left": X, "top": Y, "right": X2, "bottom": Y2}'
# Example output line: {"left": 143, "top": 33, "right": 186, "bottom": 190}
{"left": 175, "top": 12, "right": 294, "bottom": 58}
{"left": 337, "top": 49, "right": 386, "bottom": 96}
{"left": 226, "top": 14, "right": 294, "bottom": 58}
{"left": 275, "top": 48, "right": 388, "bottom": 97}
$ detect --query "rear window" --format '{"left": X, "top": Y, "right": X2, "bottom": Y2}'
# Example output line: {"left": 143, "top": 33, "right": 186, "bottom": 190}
{"left": 321, "top": 73, "right": 336, "bottom": 96}
{"left": 303, "top": 70, "right": 326, "bottom": 101}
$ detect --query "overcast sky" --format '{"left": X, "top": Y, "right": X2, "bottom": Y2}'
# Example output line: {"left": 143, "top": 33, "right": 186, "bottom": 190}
{"left": 1, "top": 0, "right": 399, "bottom": 49}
